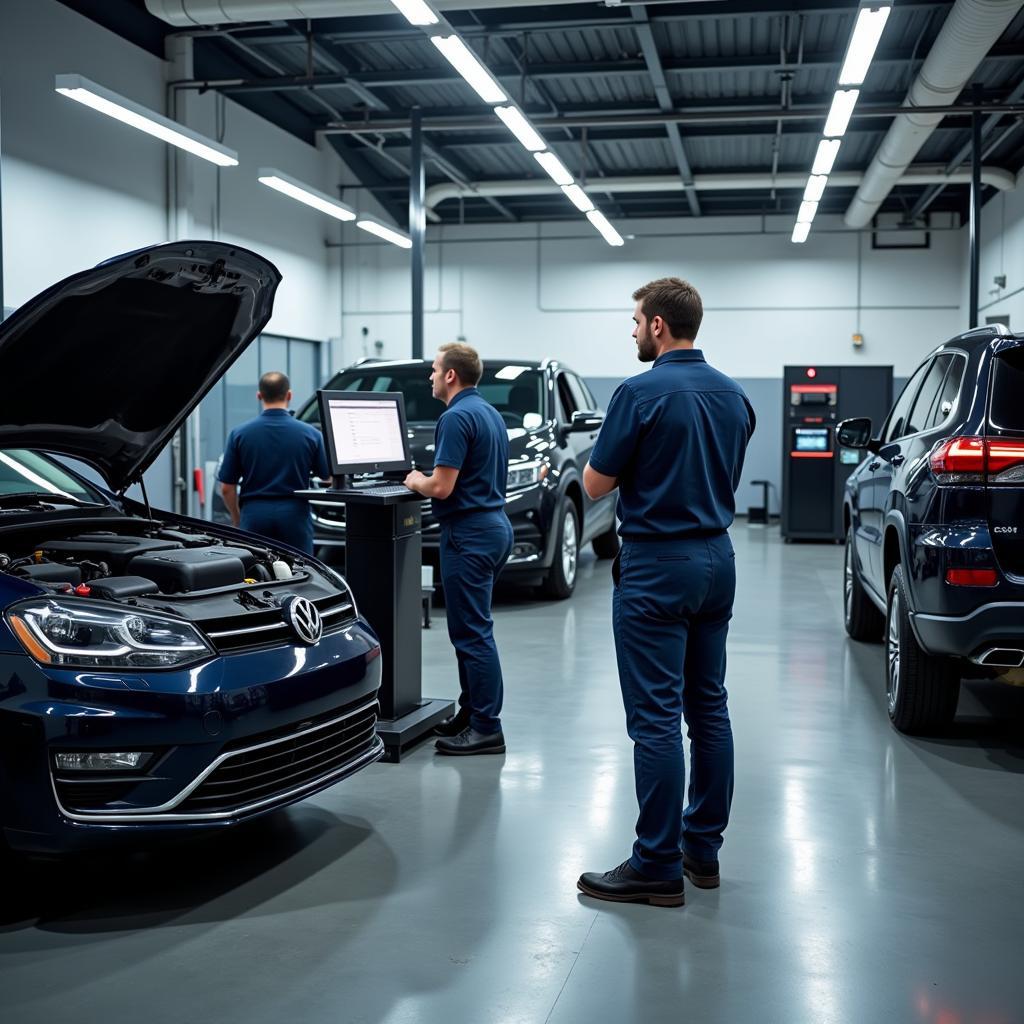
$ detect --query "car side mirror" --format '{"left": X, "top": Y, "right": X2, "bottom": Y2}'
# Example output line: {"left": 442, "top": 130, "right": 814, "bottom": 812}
{"left": 567, "top": 410, "right": 603, "bottom": 434}
{"left": 836, "top": 417, "right": 879, "bottom": 452}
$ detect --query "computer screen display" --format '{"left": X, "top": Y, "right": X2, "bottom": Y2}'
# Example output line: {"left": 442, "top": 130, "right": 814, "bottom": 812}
{"left": 794, "top": 428, "right": 830, "bottom": 452}
{"left": 317, "top": 390, "right": 412, "bottom": 475}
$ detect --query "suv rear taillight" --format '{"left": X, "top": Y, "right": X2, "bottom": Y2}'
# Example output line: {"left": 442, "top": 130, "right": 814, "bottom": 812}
{"left": 929, "top": 436, "right": 1024, "bottom": 484}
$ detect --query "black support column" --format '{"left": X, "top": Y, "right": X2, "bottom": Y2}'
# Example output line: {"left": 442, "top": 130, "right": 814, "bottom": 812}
{"left": 969, "top": 86, "right": 982, "bottom": 330}
{"left": 409, "top": 106, "right": 425, "bottom": 360}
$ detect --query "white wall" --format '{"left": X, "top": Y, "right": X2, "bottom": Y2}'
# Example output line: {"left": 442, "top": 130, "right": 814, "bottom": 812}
{"left": 977, "top": 170, "right": 1024, "bottom": 329}
{"left": 338, "top": 211, "right": 967, "bottom": 378}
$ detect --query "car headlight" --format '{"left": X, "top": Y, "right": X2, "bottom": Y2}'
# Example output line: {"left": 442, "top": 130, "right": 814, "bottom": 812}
{"left": 507, "top": 461, "right": 548, "bottom": 489}
{"left": 5, "top": 598, "right": 213, "bottom": 670}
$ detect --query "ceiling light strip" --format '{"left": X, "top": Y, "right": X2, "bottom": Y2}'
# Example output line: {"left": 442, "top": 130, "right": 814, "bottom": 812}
{"left": 55, "top": 74, "right": 238, "bottom": 167}
{"left": 258, "top": 169, "right": 356, "bottom": 221}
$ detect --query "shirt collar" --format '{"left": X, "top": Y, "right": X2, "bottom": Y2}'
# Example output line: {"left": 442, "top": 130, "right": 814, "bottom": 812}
{"left": 261, "top": 407, "right": 290, "bottom": 416}
{"left": 447, "top": 386, "right": 478, "bottom": 408}
{"left": 653, "top": 348, "right": 705, "bottom": 368}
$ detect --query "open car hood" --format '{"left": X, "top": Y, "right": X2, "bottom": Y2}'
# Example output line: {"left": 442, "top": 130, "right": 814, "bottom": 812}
{"left": 0, "top": 241, "right": 281, "bottom": 493}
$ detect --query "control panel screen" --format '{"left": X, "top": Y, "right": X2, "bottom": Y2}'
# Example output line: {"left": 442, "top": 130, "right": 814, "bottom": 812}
{"left": 794, "top": 428, "right": 830, "bottom": 452}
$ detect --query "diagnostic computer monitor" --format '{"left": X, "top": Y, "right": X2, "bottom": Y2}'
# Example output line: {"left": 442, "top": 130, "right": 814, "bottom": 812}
{"left": 317, "top": 390, "right": 413, "bottom": 476}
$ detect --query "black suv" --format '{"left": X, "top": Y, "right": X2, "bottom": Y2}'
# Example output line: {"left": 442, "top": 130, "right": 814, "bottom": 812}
{"left": 839, "top": 324, "right": 1024, "bottom": 734}
{"left": 297, "top": 359, "right": 620, "bottom": 599}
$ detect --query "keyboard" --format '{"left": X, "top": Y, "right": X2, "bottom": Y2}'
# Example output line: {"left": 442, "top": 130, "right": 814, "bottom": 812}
{"left": 351, "top": 485, "right": 416, "bottom": 498}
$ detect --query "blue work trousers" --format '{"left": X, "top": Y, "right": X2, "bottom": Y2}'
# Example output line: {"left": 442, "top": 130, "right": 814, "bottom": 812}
{"left": 439, "top": 510, "right": 514, "bottom": 735}
{"left": 240, "top": 498, "right": 315, "bottom": 554}
{"left": 613, "top": 533, "right": 736, "bottom": 880}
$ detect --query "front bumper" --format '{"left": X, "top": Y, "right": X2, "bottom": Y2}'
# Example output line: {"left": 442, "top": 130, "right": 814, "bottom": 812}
{"left": 0, "top": 620, "right": 382, "bottom": 853}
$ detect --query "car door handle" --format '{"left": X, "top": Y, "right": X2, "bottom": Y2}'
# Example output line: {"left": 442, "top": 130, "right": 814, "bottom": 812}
{"left": 868, "top": 460, "right": 881, "bottom": 471}
{"left": 890, "top": 454, "right": 905, "bottom": 467}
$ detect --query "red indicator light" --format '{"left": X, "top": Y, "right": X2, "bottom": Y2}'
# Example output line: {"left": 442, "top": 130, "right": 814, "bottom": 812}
{"left": 806, "top": 367, "right": 817, "bottom": 379}
{"left": 945, "top": 569, "right": 998, "bottom": 587}
{"left": 73, "top": 584, "right": 92, "bottom": 597}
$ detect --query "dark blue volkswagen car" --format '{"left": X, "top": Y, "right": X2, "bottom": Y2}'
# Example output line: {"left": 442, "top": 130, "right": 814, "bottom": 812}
{"left": 0, "top": 242, "right": 383, "bottom": 854}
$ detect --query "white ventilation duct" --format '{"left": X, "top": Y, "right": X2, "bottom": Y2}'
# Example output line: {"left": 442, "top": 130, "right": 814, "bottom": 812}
{"left": 145, "top": 0, "right": 604, "bottom": 26}
{"left": 844, "top": 0, "right": 1023, "bottom": 229}
{"left": 425, "top": 167, "right": 1015, "bottom": 215}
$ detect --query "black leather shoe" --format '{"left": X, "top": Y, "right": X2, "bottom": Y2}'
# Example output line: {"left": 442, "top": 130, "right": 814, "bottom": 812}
{"left": 434, "top": 707, "right": 471, "bottom": 737}
{"left": 683, "top": 851, "right": 720, "bottom": 889}
{"left": 577, "top": 861, "right": 684, "bottom": 908}
{"left": 435, "top": 727, "right": 506, "bottom": 756}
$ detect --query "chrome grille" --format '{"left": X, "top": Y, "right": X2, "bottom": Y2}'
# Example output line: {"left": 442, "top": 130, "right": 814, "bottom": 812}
{"left": 200, "top": 593, "right": 356, "bottom": 654}
{"left": 176, "top": 700, "right": 379, "bottom": 815}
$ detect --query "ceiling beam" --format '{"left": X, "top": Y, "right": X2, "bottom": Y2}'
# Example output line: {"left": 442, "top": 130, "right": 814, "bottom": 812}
{"left": 631, "top": 6, "right": 699, "bottom": 216}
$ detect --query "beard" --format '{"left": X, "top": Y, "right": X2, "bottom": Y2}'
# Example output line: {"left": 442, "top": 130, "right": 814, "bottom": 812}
{"left": 635, "top": 326, "right": 657, "bottom": 363}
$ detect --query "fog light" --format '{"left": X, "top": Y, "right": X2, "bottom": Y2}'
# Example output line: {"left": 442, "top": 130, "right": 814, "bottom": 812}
{"left": 54, "top": 751, "right": 149, "bottom": 771}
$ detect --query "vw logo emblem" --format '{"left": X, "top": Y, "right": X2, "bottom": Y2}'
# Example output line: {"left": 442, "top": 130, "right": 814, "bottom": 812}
{"left": 284, "top": 596, "right": 322, "bottom": 645}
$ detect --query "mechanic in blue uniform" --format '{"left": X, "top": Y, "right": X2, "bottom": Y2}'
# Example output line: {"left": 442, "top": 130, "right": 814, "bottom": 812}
{"left": 577, "top": 278, "right": 755, "bottom": 908}
{"left": 404, "top": 343, "right": 513, "bottom": 756}
{"left": 218, "top": 370, "right": 331, "bottom": 554}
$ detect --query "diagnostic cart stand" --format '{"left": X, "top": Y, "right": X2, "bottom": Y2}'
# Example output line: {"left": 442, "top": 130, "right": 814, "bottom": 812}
{"left": 298, "top": 389, "right": 454, "bottom": 761}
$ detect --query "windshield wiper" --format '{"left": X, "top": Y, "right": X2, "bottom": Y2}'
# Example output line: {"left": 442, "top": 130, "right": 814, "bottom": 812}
{"left": 0, "top": 491, "right": 107, "bottom": 510}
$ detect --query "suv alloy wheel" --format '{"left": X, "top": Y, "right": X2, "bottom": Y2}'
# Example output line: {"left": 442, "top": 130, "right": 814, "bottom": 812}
{"left": 885, "top": 564, "right": 960, "bottom": 734}
{"left": 844, "top": 528, "right": 884, "bottom": 641}
{"left": 540, "top": 499, "right": 579, "bottom": 600}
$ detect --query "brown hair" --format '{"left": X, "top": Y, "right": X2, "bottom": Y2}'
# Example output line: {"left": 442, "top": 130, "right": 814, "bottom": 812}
{"left": 259, "top": 370, "right": 290, "bottom": 402}
{"left": 438, "top": 342, "right": 483, "bottom": 386}
{"left": 632, "top": 277, "right": 703, "bottom": 341}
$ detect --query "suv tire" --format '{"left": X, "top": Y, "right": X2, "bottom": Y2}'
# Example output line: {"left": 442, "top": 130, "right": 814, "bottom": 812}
{"left": 540, "top": 499, "right": 579, "bottom": 600}
{"left": 844, "top": 528, "right": 884, "bottom": 641}
{"left": 886, "top": 564, "right": 960, "bottom": 734}
{"left": 592, "top": 523, "right": 620, "bottom": 560}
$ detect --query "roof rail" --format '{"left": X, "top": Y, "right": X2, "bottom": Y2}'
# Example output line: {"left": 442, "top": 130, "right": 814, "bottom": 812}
{"left": 960, "top": 323, "right": 1011, "bottom": 339}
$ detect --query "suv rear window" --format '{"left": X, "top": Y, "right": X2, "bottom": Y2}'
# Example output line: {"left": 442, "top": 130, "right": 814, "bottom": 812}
{"left": 989, "top": 348, "right": 1024, "bottom": 433}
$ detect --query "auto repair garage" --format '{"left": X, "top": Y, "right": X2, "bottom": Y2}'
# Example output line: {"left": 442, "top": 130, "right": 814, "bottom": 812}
{"left": 1, "top": 1, "right": 1023, "bottom": 1021}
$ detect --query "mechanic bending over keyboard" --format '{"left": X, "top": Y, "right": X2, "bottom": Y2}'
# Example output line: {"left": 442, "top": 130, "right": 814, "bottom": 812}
{"left": 403, "top": 343, "right": 514, "bottom": 757}
{"left": 218, "top": 370, "right": 332, "bottom": 554}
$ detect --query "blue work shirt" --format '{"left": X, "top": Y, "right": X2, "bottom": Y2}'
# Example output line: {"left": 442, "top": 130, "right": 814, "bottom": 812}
{"left": 217, "top": 408, "right": 331, "bottom": 502}
{"left": 432, "top": 387, "right": 509, "bottom": 521}
{"left": 589, "top": 349, "right": 755, "bottom": 539}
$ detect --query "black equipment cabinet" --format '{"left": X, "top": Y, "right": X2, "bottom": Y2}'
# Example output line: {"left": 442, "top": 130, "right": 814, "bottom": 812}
{"left": 296, "top": 488, "right": 453, "bottom": 761}
{"left": 781, "top": 365, "right": 893, "bottom": 542}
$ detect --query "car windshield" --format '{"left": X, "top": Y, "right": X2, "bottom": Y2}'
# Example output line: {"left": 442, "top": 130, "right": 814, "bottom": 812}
{"left": 0, "top": 449, "right": 106, "bottom": 503}
{"left": 299, "top": 364, "right": 545, "bottom": 429}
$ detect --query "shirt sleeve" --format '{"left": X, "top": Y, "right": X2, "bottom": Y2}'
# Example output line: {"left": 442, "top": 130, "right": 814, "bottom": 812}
{"left": 217, "top": 430, "right": 241, "bottom": 484}
{"left": 588, "top": 382, "right": 642, "bottom": 478}
{"left": 313, "top": 430, "right": 331, "bottom": 480}
{"left": 434, "top": 409, "right": 472, "bottom": 470}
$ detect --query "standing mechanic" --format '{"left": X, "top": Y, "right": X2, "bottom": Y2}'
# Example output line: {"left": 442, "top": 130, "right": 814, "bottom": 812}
{"left": 404, "top": 343, "right": 513, "bottom": 756}
{"left": 577, "top": 278, "right": 755, "bottom": 908}
{"left": 218, "top": 371, "right": 331, "bottom": 554}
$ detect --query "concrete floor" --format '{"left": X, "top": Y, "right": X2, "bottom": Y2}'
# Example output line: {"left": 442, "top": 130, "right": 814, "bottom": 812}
{"left": 2, "top": 526, "right": 1023, "bottom": 1024}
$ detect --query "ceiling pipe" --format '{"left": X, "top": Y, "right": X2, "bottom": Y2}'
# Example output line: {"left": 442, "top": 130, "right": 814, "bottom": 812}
{"left": 144, "top": 0, "right": 612, "bottom": 27}
{"left": 844, "top": 0, "right": 1024, "bottom": 229}
{"left": 425, "top": 167, "right": 1015, "bottom": 215}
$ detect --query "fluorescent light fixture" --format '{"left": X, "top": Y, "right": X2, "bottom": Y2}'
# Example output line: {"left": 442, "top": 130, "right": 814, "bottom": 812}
{"left": 586, "top": 210, "right": 625, "bottom": 247}
{"left": 535, "top": 151, "right": 574, "bottom": 186}
{"left": 823, "top": 89, "right": 860, "bottom": 138}
{"left": 494, "top": 105, "right": 546, "bottom": 152}
{"left": 797, "top": 200, "right": 819, "bottom": 224}
{"left": 356, "top": 216, "right": 413, "bottom": 249}
{"left": 258, "top": 169, "right": 356, "bottom": 221}
{"left": 55, "top": 74, "right": 238, "bottom": 167}
{"left": 812, "top": 139, "right": 842, "bottom": 175}
{"left": 792, "top": 222, "right": 812, "bottom": 244}
{"left": 389, "top": 0, "right": 438, "bottom": 25}
{"left": 561, "top": 184, "right": 595, "bottom": 213}
{"left": 431, "top": 36, "right": 507, "bottom": 104}
{"left": 803, "top": 175, "right": 829, "bottom": 203}
{"left": 838, "top": 5, "right": 892, "bottom": 86}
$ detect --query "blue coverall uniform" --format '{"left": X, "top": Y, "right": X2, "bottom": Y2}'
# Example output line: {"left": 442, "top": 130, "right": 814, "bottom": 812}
{"left": 433, "top": 387, "right": 513, "bottom": 735}
{"left": 217, "top": 408, "right": 331, "bottom": 554}
{"left": 588, "top": 349, "right": 755, "bottom": 879}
